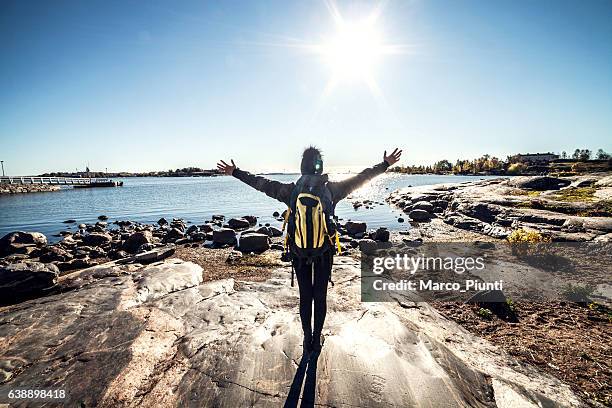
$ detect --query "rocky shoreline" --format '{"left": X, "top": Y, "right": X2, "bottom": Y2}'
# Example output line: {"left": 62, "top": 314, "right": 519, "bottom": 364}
{"left": 0, "top": 173, "right": 610, "bottom": 406}
{"left": 387, "top": 173, "right": 612, "bottom": 242}
{"left": 0, "top": 183, "right": 61, "bottom": 194}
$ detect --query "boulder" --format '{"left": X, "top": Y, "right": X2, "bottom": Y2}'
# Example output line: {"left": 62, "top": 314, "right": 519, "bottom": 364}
{"left": 82, "top": 233, "right": 112, "bottom": 247}
{"left": 39, "top": 246, "right": 73, "bottom": 263}
{"left": 186, "top": 225, "right": 199, "bottom": 235}
{"left": 123, "top": 231, "right": 153, "bottom": 253}
{"left": 63, "top": 219, "right": 77, "bottom": 224}
{"left": 164, "top": 228, "right": 184, "bottom": 242}
{"left": 199, "top": 224, "right": 213, "bottom": 233}
{"left": 212, "top": 214, "right": 225, "bottom": 221}
{"left": 412, "top": 201, "right": 434, "bottom": 212}
{"left": 0, "top": 261, "right": 59, "bottom": 304}
{"left": 358, "top": 239, "right": 378, "bottom": 255}
{"left": 344, "top": 221, "right": 367, "bottom": 236}
{"left": 170, "top": 219, "right": 186, "bottom": 232}
{"left": 272, "top": 211, "right": 280, "bottom": 217}
{"left": 397, "top": 217, "right": 405, "bottom": 223}
{"left": 409, "top": 209, "right": 432, "bottom": 222}
{"left": 157, "top": 217, "right": 168, "bottom": 226}
{"left": 238, "top": 233, "right": 270, "bottom": 253}
{"left": 0, "top": 231, "right": 48, "bottom": 256}
{"left": 97, "top": 215, "right": 108, "bottom": 221}
{"left": 117, "top": 246, "right": 176, "bottom": 265}
{"left": 268, "top": 226, "right": 283, "bottom": 237}
{"left": 373, "top": 227, "right": 390, "bottom": 242}
{"left": 256, "top": 226, "right": 283, "bottom": 237}
{"left": 212, "top": 228, "right": 237, "bottom": 245}
{"left": 433, "top": 200, "right": 449, "bottom": 210}
{"left": 243, "top": 215, "right": 258, "bottom": 226}
{"left": 228, "top": 218, "right": 250, "bottom": 230}
{"left": 57, "top": 258, "right": 95, "bottom": 273}
{"left": 508, "top": 176, "right": 571, "bottom": 191}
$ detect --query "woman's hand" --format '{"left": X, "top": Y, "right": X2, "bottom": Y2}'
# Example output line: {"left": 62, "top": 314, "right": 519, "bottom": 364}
{"left": 384, "top": 148, "right": 402, "bottom": 166}
{"left": 217, "top": 159, "right": 236, "bottom": 175}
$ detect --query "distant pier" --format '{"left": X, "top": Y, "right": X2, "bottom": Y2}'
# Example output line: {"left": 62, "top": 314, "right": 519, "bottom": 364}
{"left": 0, "top": 176, "right": 123, "bottom": 187}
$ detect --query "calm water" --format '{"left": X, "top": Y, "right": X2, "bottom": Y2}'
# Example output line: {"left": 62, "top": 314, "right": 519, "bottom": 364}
{"left": 0, "top": 174, "right": 501, "bottom": 242}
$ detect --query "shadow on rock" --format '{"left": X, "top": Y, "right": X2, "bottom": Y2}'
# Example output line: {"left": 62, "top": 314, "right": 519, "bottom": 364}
{"left": 284, "top": 352, "right": 320, "bottom": 408}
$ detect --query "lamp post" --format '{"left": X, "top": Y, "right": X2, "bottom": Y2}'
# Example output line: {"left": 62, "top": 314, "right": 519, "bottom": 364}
{"left": 1, "top": 160, "right": 4, "bottom": 177}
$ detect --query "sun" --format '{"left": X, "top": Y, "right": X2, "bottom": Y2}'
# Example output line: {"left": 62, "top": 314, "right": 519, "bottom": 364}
{"left": 321, "top": 20, "right": 384, "bottom": 81}
{"left": 306, "top": 1, "right": 407, "bottom": 101}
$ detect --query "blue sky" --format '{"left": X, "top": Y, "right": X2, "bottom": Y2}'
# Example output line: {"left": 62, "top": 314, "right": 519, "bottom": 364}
{"left": 1, "top": 0, "right": 611, "bottom": 175}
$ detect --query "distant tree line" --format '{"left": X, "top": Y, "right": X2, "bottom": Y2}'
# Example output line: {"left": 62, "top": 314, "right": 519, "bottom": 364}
{"left": 390, "top": 148, "right": 610, "bottom": 175}
{"left": 559, "top": 149, "right": 610, "bottom": 161}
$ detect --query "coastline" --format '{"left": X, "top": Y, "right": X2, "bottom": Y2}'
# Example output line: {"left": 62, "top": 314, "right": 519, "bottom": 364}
{"left": 1, "top": 172, "right": 611, "bottom": 405}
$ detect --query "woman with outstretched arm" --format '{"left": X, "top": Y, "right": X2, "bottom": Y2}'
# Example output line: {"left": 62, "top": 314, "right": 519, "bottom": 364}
{"left": 217, "top": 147, "right": 402, "bottom": 353}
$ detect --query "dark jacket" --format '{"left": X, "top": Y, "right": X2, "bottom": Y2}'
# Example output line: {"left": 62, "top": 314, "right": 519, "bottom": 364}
{"left": 232, "top": 161, "right": 390, "bottom": 207}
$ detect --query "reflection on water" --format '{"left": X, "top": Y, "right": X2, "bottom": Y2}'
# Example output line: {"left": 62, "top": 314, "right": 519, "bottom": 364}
{"left": 0, "top": 173, "right": 502, "bottom": 242}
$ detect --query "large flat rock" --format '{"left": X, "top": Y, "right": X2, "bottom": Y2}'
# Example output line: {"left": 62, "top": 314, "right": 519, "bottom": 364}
{"left": 0, "top": 258, "right": 582, "bottom": 407}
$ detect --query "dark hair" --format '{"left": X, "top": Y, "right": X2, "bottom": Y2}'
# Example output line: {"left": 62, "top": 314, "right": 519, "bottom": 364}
{"left": 301, "top": 146, "right": 323, "bottom": 175}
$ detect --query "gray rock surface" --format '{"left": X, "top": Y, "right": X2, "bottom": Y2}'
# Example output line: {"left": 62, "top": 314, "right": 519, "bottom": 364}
{"left": 83, "top": 232, "right": 112, "bottom": 247}
{"left": 0, "top": 231, "right": 48, "bottom": 256}
{"left": 123, "top": 231, "right": 153, "bottom": 253}
{"left": 388, "top": 174, "right": 612, "bottom": 241}
{"left": 507, "top": 176, "right": 571, "bottom": 191}
{"left": 0, "top": 261, "right": 59, "bottom": 304}
{"left": 0, "top": 258, "right": 581, "bottom": 407}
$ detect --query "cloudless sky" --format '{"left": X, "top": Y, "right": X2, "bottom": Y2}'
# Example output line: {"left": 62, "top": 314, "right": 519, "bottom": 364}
{"left": 1, "top": 0, "right": 611, "bottom": 175}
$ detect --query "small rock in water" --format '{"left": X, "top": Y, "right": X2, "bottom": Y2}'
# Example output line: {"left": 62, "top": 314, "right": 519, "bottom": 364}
{"left": 243, "top": 215, "right": 257, "bottom": 226}
{"left": 397, "top": 217, "right": 405, "bottom": 223}
{"left": 272, "top": 211, "right": 280, "bottom": 217}
{"left": 157, "top": 217, "right": 168, "bottom": 226}
{"left": 98, "top": 215, "right": 108, "bottom": 221}
{"left": 409, "top": 209, "right": 432, "bottom": 222}
{"left": 228, "top": 218, "right": 250, "bottom": 230}
{"left": 344, "top": 221, "right": 367, "bottom": 237}
{"left": 63, "top": 219, "right": 76, "bottom": 224}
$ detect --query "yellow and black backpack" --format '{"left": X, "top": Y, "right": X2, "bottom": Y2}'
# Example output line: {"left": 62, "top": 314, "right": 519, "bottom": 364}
{"left": 282, "top": 175, "right": 341, "bottom": 286}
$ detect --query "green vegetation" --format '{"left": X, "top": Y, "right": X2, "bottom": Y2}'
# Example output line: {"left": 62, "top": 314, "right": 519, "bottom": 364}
{"left": 506, "top": 298, "right": 516, "bottom": 313}
{"left": 550, "top": 187, "right": 596, "bottom": 202}
{"left": 588, "top": 302, "right": 612, "bottom": 322}
{"left": 507, "top": 162, "right": 528, "bottom": 175}
{"left": 390, "top": 146, "right": 610, "bottom": 176}
{"left": 476, "top": 308, "right": 493, "bottom": 320}
{"left": 507, "top": 228, "right": 550, "bottom": 243}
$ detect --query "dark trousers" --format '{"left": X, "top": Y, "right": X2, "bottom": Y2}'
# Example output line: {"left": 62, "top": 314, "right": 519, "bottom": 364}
{"left": 293, "top": 254, "right": 333, "bottom": 338}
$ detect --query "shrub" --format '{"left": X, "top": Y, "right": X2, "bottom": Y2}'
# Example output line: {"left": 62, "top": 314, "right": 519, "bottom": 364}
{"left": 507, "top": 162, "right": 528, "bottom": 175}
{"left": 476, "top": 308, "right": 493, "bottom": 320}
{"left": 507, "top": 229, "right": 550, "bottom": 243}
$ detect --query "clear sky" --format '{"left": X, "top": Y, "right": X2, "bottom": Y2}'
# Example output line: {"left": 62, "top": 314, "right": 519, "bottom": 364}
{"left": 1, "top": 0, "right": 611, "bottom": 175}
